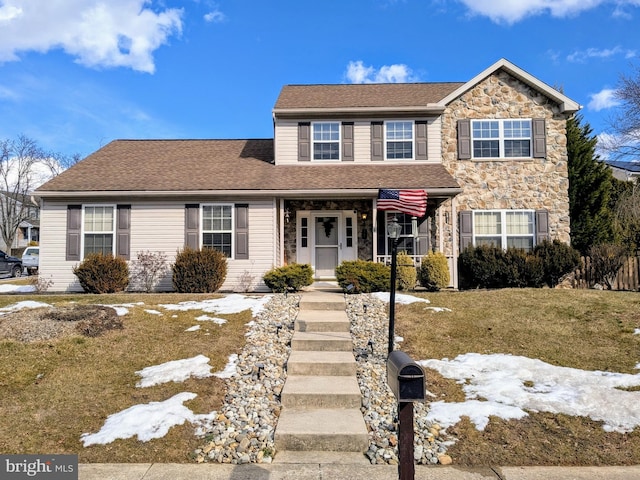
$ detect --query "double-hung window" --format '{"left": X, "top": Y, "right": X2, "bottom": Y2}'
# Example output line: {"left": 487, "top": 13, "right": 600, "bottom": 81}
{"left": 386, "top": 121, "right": 413, "bottom": 159}
{"left": 202, "top": 204, "right": 233, "bottom": 257}
{"left": 473, "top": 210, "right": 535, "bottom": 251}
{"left": 312, "top": 122, "right": 340, "bottom": 160}
{"left": 384, "top": 213, "right": 416, "bottom": 256}
{"left": 83, "top": 205, "right": 115, "bottom": 256}
{"left": 472, "top": 119, "right": 532, "bottom": 158}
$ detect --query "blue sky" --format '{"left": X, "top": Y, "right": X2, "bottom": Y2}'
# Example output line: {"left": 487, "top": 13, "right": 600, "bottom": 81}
{"left": 0, "top": 0, "right": 639, "bottom": 159}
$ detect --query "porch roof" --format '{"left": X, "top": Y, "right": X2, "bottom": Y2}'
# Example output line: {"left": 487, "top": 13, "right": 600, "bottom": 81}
{"left": 35, "top": 139, "right": 461, "bottom": 198}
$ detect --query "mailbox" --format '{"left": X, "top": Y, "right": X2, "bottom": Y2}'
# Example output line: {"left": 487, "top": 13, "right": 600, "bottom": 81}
{"left": 387, "top": 350, "right": 426, "bottom": 403}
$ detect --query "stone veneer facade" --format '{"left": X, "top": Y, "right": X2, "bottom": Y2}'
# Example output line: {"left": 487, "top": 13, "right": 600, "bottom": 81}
{"left": 439, "top": 70, "right": 572, "bottom": 257}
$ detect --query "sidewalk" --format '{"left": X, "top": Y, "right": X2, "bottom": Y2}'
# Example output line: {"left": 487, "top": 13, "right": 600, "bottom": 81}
{"left": 79, "top": 463, "right": 640, "bottom": 480}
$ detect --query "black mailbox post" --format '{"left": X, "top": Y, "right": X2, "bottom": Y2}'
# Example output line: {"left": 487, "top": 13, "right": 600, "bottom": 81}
{"left": 387, "top": 350, "right": 426, "bottom": 480}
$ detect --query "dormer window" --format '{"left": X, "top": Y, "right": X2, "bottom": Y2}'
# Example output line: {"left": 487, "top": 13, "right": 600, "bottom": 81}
{"left": 385, "top": 121, "right": 413, "bottom": 159}
{"left": 313, "top": 122, "right": 340, "bottom": 160}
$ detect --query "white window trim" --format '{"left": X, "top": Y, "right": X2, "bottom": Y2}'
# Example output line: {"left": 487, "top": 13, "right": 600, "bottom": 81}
{"left": 311, "top": 121, "right": 341, "bottom": 161}
{"left": 472, "top": 209, "right": 535, "bottom": 250}
{"left": 383, "top": 212, "right": 416, "bottom": 256}
{"left": 81, "top": 204, "right": 116, "bottom": 258}
{"left": 384, "top": 120, "right": 415, "bottom": 161}
{"left": 201, "top": 203, "right": 235, "bottom": 257}
{"left": 471, "top": 119, "right": 532, "bottom": 159}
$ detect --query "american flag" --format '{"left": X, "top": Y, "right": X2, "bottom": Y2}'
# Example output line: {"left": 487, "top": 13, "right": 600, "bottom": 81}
{"left": 377, "top": 189, "right": 428, "bottom": 217}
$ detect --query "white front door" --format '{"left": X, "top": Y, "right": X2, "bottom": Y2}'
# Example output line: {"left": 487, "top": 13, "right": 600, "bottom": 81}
{"left": 314, "top": 214, "right": 340, "bottom": 278}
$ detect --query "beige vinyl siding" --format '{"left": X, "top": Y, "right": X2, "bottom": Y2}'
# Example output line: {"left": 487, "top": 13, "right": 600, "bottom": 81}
{"left": 39, "top": 199, "right": 276, "bottom": 293}
{"left": 274, "top": 117, "right": 442, "bottom": 164}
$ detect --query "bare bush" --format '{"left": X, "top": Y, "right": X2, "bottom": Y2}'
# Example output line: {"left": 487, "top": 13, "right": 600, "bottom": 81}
{"left": 130, "top": 250, "right": 168, "bottom": 292}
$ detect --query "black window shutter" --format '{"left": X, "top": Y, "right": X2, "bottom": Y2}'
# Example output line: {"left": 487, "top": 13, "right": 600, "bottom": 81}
{"left": 415, "top": 121, "right": 428, "bottom": 160}
{"left": 457, "top": 120, "right": 472, "bottom": 160}
{"left": 235, "top": 204, "right": 249, "bottom": 259}
{"left": 116, "top": 205, "right": 131, "bottom": 260}
{"left": 342, "top": 122, "right": 354, "bottom": 162}
{"left": 535, "top": 209, "right": 550, "bottom": 244}
{"left": 298, "top": 122, "right": 310, "bottom": 162}
{"left": 185, "top": 204, "right": 199, "bottom": 249}
{"left": 371, "top": 122, "right": 383, "bottom": 161}
{"left": 459, "top": 210, "right": 473, "bottom": 251}
{"left": 66, "top": 205, "right": 82, "bottom": 261}
{"left": 532, "top": 118, "right": 546, "bottom": 158}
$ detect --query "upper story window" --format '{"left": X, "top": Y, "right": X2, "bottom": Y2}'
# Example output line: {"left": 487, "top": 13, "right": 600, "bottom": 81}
{"left": 313, "top": 122, "right": 340, "bottom": 160}
{"left": 83, "top": 205, "right": 115, "bottom": 256}
{"left": 385, "top": 121, "right": 414, "bottom": 159}
{"left": 202, "top": 204, "right": 233, "bottom": 257}
{"left": 472, "top": 119, "right": 532, "bottom": 158}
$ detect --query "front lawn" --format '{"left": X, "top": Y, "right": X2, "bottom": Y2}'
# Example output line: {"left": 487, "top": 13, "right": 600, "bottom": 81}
{"left": 0, "top": 293, "right": 251, "bottom": 463}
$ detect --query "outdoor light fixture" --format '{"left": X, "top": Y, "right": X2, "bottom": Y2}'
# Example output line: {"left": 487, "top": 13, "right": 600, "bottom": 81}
{"left": 284, "top": 209, "right": 290, "bottom": 223}
{"left": 387, "top": 216, "right": 402, "bottom": 239}
{"left": 387, "top": 216, "right": 402, "bottom": 354}
{"left": 361, "top": 212, "right": 368, "bottom": 221}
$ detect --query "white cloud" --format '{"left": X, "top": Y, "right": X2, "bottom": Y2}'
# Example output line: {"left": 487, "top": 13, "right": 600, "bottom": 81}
{"left": 568, "top": 46, "right": 636, "bottom": 63}
{"left": 204, "top": 9, "right": 225, "bottom": 23}
{"left": 0, "top": 0, "right": 183, "bottom": 73}
{"left": 458, "top": 0, "right": 640, "bottom": 24}
{"left": 588, "top": 88, "right": 621, "bottom": 111}
{"left": 345, "top": 61, "right": 419, "bottom": 84}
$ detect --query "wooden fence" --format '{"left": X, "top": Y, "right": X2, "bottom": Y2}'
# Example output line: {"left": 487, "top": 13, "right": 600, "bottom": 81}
{"left": 573, "top": 255, "right": 640, "bottom": 291}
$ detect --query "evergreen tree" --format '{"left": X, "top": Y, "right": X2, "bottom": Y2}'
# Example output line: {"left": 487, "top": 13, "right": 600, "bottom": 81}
{"left": 567, "top": 115, "right": 615, "bottom": 255}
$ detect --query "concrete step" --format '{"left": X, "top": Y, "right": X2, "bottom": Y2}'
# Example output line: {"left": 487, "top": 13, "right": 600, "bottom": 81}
{"left": 287, "top": 351, "right": 357, "bottom": 376}
{"left": 274, "top": 450, "right": 370, "bottom": 464}
{"left": 291, "top": 331, "right": 353, "bottom": 352}
{"left": 295, "top": 310, "right": 350, "bottom": 332}
{"left": 275, "top": 408, "right": 369, "bottom": 452}
{"left": 299, "top": 293, "right": 345, "bottom": 311}
{"left": 281, "top": 375, "right": 362, "bottom": 408}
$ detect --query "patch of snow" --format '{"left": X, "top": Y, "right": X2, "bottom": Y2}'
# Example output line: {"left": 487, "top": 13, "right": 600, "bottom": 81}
{"left": 135, "top": 355, "right": 213, "bottom": 388}
{"left": 427, "top": 399, "right": 527, "bottom": 431}
{"left": 371, "top": 292, "right": 430, "bottom": 305}
{"left": 185, "top": 325, "right": 201, "bottom": 332}
{"left": 424, "top": 306, "right": 451, "bottom": 313}
{"left": 195, "top": 315, "right": 227, "bottom": 325}
{"left": 0, "top": 284, "right": 36, "bottom": 293}
{"left": 213, "top": 354, "right": 238, "bottom": 379}
{"left": 0, "top": 300, "right": 51, "bottom": 315}
{"left": 159, "top": 294, "right": 272, "bottom": 316}
{"left": 420, "top": 353, "right": 640, "bottom": 433}
{"left": 145, "top": 309, "right": 163, "bottom": 316}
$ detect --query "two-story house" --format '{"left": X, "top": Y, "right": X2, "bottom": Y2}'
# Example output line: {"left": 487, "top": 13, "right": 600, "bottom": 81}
{"left": 34, "top": 58, "right": 580, "bottom": 292}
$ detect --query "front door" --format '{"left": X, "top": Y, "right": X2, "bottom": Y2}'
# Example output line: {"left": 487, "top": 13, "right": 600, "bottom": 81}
{"left": 314, "top": 215, "right": 339, "bottom": 279}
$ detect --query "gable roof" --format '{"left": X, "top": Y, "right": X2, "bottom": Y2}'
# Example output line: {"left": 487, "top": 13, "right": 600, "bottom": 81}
{"left": 35, "top": 139, "right": 461, "bottom": 197}
{"left": 438, "top": 58, "right": 581, "bottom": 113}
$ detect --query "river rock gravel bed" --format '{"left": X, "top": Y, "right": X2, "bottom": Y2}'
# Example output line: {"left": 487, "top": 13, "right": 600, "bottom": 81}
{"left": 194, "top": 292, "right": 452, "bottom": 465}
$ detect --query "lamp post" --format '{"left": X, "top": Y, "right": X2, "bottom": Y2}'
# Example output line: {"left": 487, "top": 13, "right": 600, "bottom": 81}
{"left": 387, "top": 216, "right": 402, "bottom": 355}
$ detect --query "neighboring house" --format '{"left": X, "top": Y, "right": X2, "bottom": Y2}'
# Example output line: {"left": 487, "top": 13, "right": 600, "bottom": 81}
{"left": 34, "top": 58, "right": 580, "bottom": 292}
{"left": 604, "top": 160, "right": 640, "bottom": 183}
{"left": 0, "top": 191, "right": 40, "bottom": 254}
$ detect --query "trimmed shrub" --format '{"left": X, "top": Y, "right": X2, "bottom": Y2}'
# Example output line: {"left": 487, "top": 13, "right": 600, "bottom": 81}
{"left": 458, "top": 245, "right": 506, "bottom": 290}
{"left": 419, "top": 251, "right": 450, "bottom": 291}
{"left": 396, "top": 251, "right": 417, "bottom": 291}
{"left": 533, "top": 239, "right": 581, "bottom": 288}
{"left": 72, "top": 253, "right": 129, "bottom": 294}
{"left": 172, "top": 247, "right": 227, "bottom": 293}
{"left": 263, "top": 263, "right": 314, "bottom": 293}
{"left": 588, "top": 243, "right": 627, "bottom": 289}
{"left": 336, "top": 260, "right": 390, "bottom": 294}
{"left": 523, "top": 255, "right": 546, "bottom": 288}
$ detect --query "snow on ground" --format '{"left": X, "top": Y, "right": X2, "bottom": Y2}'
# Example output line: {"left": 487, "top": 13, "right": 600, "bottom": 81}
{"left": 195, "top": 314, "right": 227, "bottom": 325}
{"left": 420, "top": 353, "right": 640, "bottom": 433}
{"left": 185, "top": 325, "right": 201, "bottom": 332}
{"left": 80, "top": 392, "right": 216, "bottom": 446}
{"left": 98, "top": 302, "right": 144, "bottom": 316}
{"left": 145, "top": 309, "right": 163, "bottom": 315}
{"left": 372, "top": 292, "right": 430, "bottom": 305}
{"left": 0, "top": 300, "right": 50, "bottom": 315}
{"left": 135, "top": 355, "right": 213, "bottom": 388}
{"left": 0, "top": 284, "right": 36, "bottom": 293}
{"left": 214, "top": 354, "right": 239, "bottom": 379}
{"left": 159, "top": 294, "right": 272, "bottom": 316}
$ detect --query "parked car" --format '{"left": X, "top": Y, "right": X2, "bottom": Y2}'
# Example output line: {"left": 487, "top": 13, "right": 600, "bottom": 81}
{"left": 0, "top": 250, "right": 22, "bottom": 277}
{"left": 21, "top": 246, "right": 39, "bottom": 275}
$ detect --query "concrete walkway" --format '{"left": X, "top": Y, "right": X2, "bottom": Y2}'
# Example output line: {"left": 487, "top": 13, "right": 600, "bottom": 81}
{"left": 78, "top": 463, "right": 640, "bottom": 479}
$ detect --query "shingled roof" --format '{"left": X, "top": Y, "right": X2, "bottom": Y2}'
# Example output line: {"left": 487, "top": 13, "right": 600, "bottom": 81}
{"left": 35, "top": 139, "right": 460, "bottom": 195}
{"left": 273, "top": 82, "right": 465, "bottom": 110}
